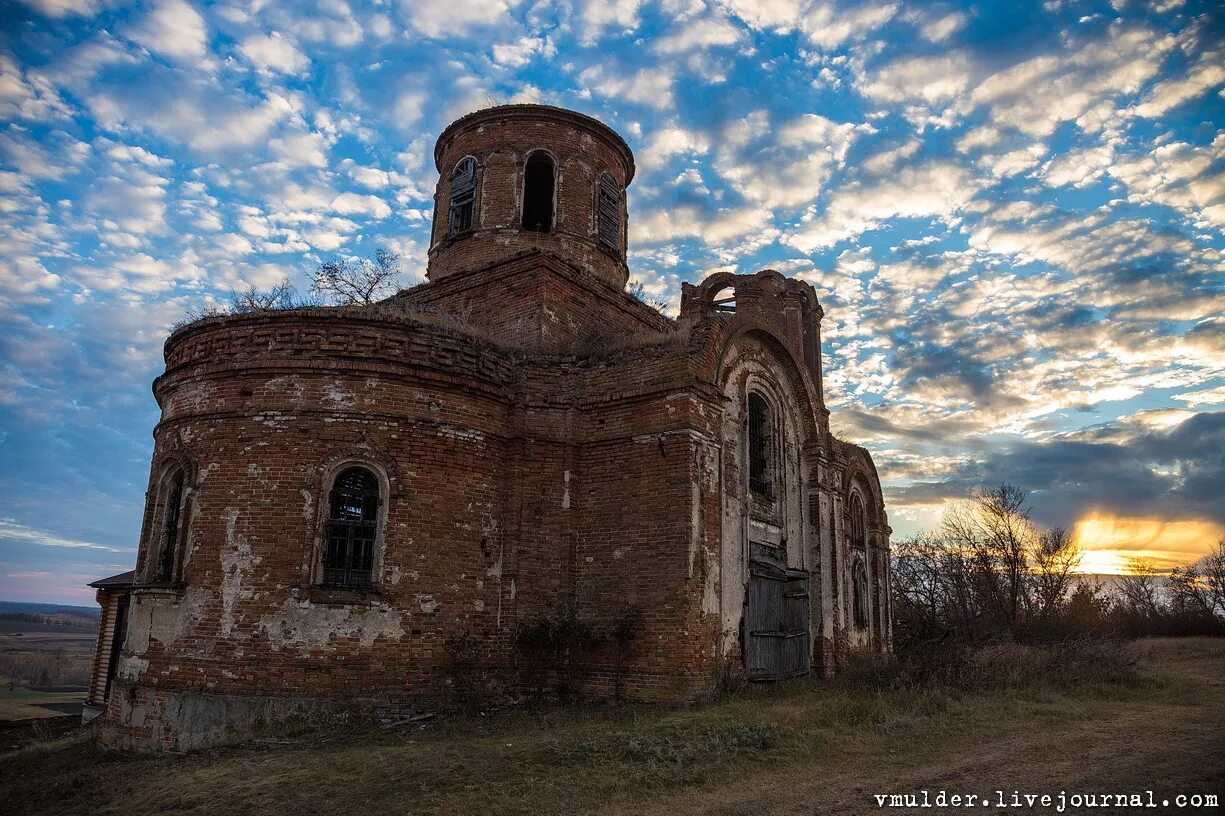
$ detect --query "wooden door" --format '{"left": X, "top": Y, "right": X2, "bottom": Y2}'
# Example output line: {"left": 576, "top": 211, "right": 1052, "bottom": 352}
{"left": 744, "top": 543, "right": 810, "bottom": 680}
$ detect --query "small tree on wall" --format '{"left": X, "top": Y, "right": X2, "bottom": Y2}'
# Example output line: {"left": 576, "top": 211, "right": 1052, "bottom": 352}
{"left": 310, "top": 248, "right": 403, "bottom": 305}
{"left": 175, "top": 248, "right": 405, "bottom": 328}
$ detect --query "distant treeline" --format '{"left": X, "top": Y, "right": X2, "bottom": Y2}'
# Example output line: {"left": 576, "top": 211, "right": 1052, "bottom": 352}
{"left": 892, "top": 484, "right": 1225, "bottom": 651}
{"left": 0, "top": 612, "right": 98, "bottom": 628}
{"left": 0, "top": 601, "right": 100, "bottom": 619}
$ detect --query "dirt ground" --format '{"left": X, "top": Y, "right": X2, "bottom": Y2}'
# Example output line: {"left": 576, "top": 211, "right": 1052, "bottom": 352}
{"left": 1, "top": 637, "right": 1221, "bottom": 816}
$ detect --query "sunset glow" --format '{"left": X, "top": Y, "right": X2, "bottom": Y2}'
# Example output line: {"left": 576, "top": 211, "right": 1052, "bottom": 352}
{"left": 1070, "top": 514, "right": 1223, "bottom": 575}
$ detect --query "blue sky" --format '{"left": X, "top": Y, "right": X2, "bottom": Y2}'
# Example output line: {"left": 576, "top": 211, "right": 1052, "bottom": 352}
{"left": 1, "top": 0, "right": 1222, "bottom": 603}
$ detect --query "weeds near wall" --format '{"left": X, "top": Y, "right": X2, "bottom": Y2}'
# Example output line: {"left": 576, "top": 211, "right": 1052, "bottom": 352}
{"left": 443, "top": 631, "right": 483, "bottom": 708}
{"left": 609, "top": 605, "right": 641, "bottom": 702}
{"left": 514, "top": 607, "right": 595, "bottom": 700}
{"left": 514, "top": 605, "right": 643, "bottom": 701}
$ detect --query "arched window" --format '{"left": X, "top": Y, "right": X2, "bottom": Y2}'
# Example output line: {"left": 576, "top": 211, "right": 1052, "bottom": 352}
{"left": 852, "top": 556, "right": 869, "bottom": 629}
{"left": 747, "top": 393, "right": 773, "bottom": 498}
{"left": 322, "top": 466, "right": 380, "bottom": 589}
{"left": 152, "top": 468, "right": 185, "bottom": 583}
{"left": 448, "top": 156, "right": 477, "bottom": 237}
{"left": 522, "top": 151, "right": 554, "bottom": 233}
{"left": 711, "top": 285, "right": 736, "bottom": 313}
{"left": 850, "top": 493, "right": 867, "bottom": 550}
{"left": 596, "top": 172, "right": 621, "bottom": 251}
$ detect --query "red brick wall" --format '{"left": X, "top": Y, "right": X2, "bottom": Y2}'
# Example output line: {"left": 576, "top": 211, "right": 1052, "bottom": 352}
{"left": 427, "top": 105, "right": 634, "bottom": 289}
{"left": 394, "top": 252, "right": 671, "bottom": 350}
{"left": 100, "top": 113, "right": 891, "bottom": 752}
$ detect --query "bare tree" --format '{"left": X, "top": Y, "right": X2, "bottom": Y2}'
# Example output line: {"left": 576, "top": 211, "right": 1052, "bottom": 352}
{"left": 627, "top": 278, "right": 669, "bottom": 312}
{"left": 176, "top": 277, "right": 311, "bottom": 328}
{"left": 1166, "top": 563, "right": 1214, "bottom": 623}
{"left": 1030, "top": 526, "right": 1081, "bottom": 618}
{"left": 1117, "top": 557, "right": 1164, "bottom": 622}
{"left": 891, "top": 532, "right": 949, "bottom": 643}
{"left": 310, "top": 248, "right": 402, "bottom": 306}
{"left": 940, "top": 484, "right": 1037, "bottom": 630}
{"left": 1201, "top": 538, "right": 1225, "bottom": 618}
{"left": 229, "top": 278, "right": 300, "bottom": 313}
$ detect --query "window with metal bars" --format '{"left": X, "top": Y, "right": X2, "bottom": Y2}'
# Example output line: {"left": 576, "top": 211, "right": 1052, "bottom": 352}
{"left": 153, "top": 469, "right": 184, "bottom": 582}
{"left": 747, "top": 393, "right": 773, "bottom": 498}
{"left": 522, "top": 151, "right": 554, "bottom": 232}
{"left": 596, "top": 172, "right": 621, "bottom": 252}
{"left": 322, "top": 467, "right": 379, "bottom": 589}
{"left": 448, "top": 156, "right": 477, "bottom": 237}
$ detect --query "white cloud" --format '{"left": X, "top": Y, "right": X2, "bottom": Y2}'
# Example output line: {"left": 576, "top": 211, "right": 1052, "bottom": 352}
{"left": 68, "top": 251, "right": 203, "bottom": 293}
{"left": 1173, "top": 385, "right": 1225, "bottom": 409}
{"left": 1133, "top": 51, "right": 1225, "bottom": 118}
{"left": 330, "top": 192, "right": 392, "bottom": 218}
{"left": 1108, "top": 135, "right": 1225, "bottom": 227}
{"left": 83, "top": 162, "right": 171, "bottom": 236}
{"left": 491, "top": 35, "right": 556, "bottom": 68}
{"left": 400, "top": 0, "right": 518, "bottom": 38}
{"left": 18, "top": 0, "right": 99, "bottom": 17}
{"left": 238, "top": 32, "right": 310, "bottom": 76}
{"left": 0, "top": 129, "right": 90, "bottom": 180}
{"left": 970, "top": 25, "right": 1176, "bottom": 137}
{"left": 0, "top": 53, "right": 73, "bottom": 122}
{"left": 33, "top": 31, "right": 140, "bottom": 92}
{"left": 126, "top": 0, "right": 210, "bottom": 62}
{"left": 860, "top": 138, "right": 920, "bottom": 176}
{"left": 1043, "top": 144, "right": 1114, "bottom": 188}
{"left": 103, "top": 141, "right": 173, "bottom": 167}
{"left": 280, "top": 1, "right": 364, "bottom": 48}
{"left": 573, "top": 0, "right": 644, "bottom": 44}
{"left": 349, "top": 166, "right": 392, "bottom": 189}
{"left": 714, "top": 111, "right": 865, "bottom": 208}
{"left": 578, "top": 64, "right": 675, "bottom": 109}
{"left": 638, "top": 123, "right": 710, "bottom": 171}
{"left": 653, "top": 14, "right": 743, "bottom": 53}
{"left": 920, "top": 11, "right": 966, "bottom": 43}
{"left": 861, "top": 24, "right": 1182, "bottom": 139}
{"left": 977, "top": 144, "right": 1047, "bottom": 179}
{"left": 393, "top": 89, "right": 427, "bottom": 130}
{"left": 0, "top": 518, "right": 129, "bottom": 552}
{"left": 787, "top": 160, "right": 981, "bottom": 251}
{"left": 632, "top": 202, "right": 774, "bottom": 246}
{"left": 269, "top": 131, "right": 330, "bottom": 168}
{"left": 720, "top": 0, "right": 897, "bottom": 50}
{"left": 861, "top": 52, "right": 972, "bottom": 104}
{"left": 87, "top": 85, "right": 297, "bottom": 154}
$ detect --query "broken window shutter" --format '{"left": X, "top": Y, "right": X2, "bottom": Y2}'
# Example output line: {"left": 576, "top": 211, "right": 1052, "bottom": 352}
{"left": 597, "top": 172, "right": 621, "bottom": 252}
{"left": 448, "top": 156, "right": 477, "bottom": 237}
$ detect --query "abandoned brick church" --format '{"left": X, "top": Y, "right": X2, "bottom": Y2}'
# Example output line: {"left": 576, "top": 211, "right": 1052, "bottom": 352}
{"left": 85, "top": 104, "right": 891, "bottom": 752}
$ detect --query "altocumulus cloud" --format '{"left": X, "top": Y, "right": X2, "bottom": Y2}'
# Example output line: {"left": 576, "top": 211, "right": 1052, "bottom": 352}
{"left": 0, "top": 0, "right": 1222, "bottom": 602}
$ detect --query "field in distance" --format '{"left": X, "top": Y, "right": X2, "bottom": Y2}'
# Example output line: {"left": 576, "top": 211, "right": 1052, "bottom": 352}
{"left": 0, "top": 607, "right": 97, "bottom": 722}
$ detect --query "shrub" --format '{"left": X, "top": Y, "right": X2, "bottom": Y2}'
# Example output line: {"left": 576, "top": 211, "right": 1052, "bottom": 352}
{"left": 852, "top": 633, "right": 1139, "bottom": 692}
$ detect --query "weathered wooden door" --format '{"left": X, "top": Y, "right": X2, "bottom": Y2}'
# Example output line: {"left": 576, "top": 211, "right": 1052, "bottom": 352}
{"left": 744, "top": 545, "right": 810, "bottom": 680}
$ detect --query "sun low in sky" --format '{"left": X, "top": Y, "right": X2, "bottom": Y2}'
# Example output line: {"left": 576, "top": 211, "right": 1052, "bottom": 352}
{"left": 1072, "top": 514, "right": 1224, "bottom": 576}
{"left": 0, "top": 0, "right": 1222, "bottom": 603}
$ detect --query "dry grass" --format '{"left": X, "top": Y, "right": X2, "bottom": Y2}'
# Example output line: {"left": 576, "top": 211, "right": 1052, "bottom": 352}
{"left": 2, "top": 638, "right": 1222, "bottom": 816}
